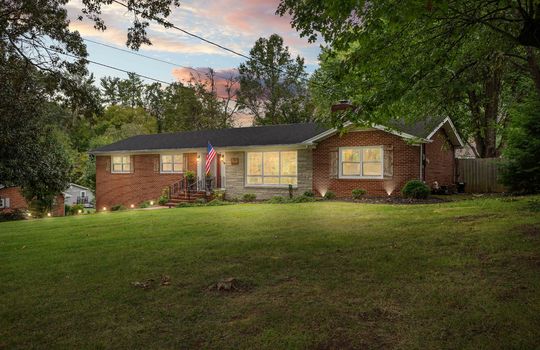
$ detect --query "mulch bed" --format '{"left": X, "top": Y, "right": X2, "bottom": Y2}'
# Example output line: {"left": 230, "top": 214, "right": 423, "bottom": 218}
{"left": 335, "top": 196, "right": 449, "bottom": 205}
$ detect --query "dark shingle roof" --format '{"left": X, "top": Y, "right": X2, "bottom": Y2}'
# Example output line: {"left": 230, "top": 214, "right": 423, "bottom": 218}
{"left": 90, "top": 123, "right": 328, "bottom": 153}
{"left": 386, "top": 116, "right": 447, "bottom": 139}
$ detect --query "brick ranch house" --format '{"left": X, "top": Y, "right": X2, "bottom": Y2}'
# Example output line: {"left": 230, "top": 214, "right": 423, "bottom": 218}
{"left": 0, "top": 185, "right": 65, "bottom": 217}
{"left": 90, "top": 116, "right": 463, "bottom": 210}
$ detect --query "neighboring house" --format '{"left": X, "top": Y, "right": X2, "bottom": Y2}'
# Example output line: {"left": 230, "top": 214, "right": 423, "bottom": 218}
{"left": 64, "top": 183, "right": 95, "bottom": 208}
{"left": 90, "top": 116, "right": 463, "bottom": 209}
{"left": 0, "top": 185, "right": 65, "bottom": 216}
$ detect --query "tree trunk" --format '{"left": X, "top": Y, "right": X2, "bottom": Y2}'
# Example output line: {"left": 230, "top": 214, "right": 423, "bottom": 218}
{"left": 525, "top": 47, "right": 540, "bottom": 97}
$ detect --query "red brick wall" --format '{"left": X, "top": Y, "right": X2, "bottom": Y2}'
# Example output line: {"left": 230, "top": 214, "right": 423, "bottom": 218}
{"left": 95, "top": 153, "right": 198, "bottom": 209}
{"left": 312, "top": 130, "right": 421, "bottom": 197}
{"left": 424, "top": 128, "right": 455, "bottom": 186}
{"left": 0, "top": 187, "right": 64, "bottom": 216}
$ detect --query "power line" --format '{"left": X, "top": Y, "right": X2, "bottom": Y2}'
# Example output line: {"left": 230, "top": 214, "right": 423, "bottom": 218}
{"left": 82, "top": 37, "right": 239, "bottom": 83}
{"left": 110, "top": 0, "right": 339, "bottom": 94}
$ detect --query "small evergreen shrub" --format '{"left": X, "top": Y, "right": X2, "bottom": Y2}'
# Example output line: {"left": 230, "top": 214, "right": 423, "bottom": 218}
{"left": 71, "top": 204, "right": 84, "bottom": 215}
{"left": 303, "top": 190, "right": 314, "bottom": 197}
{"left": 212, "top": 190, "right": 225, "bottom": 201}
{"left": 0, "top": 209, "right": 28, "bottom": 222}
{"left": 64, "top": 204, "right": 71, "bottom": 215}
{"left": 158, "top": 195, "right": 168, "bottom": 206}
{"left": 323, "top": 191, "right": 336, "bottom": 200}
{"left": 352, "top": 188, "right": 367, "bottom": 199}
{"left": 401, "top": 180, "right": 430, "bottom": 199}
{"left": 267, "top": 196, "right": 286, "bottom": 204}
{"left": 111, "top": 204, "right": 126, "bottom": 211}
{"left": 195, "top": 198, "right": 207, "bottom": 204}
{"left": 185, "top": 170, "right": 196, "bottom": 183}
{"left": 139, "top": 200, "right": 151, "bottom": 208}
{"left": 290, "top": 195, "right": 316, "bottom": 203}
{"left": 242, "top": 193, "right": 257, "bottom": 202}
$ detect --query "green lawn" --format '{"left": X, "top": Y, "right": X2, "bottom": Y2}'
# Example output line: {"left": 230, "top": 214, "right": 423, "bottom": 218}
{"left": 1, "top": 197, "right": 540, "bottom": 349}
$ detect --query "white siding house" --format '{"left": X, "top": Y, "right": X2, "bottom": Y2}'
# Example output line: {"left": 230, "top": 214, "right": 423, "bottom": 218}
{"left": 64, "top": 183, "right": 94, "bottom": 208}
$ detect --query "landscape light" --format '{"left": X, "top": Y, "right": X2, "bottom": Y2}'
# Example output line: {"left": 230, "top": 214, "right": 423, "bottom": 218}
{"left": 102, "top": 207, "right": 107, "bottom": 211}
{"left": 78, "top": 209, "right": 82, "bottom": 214}
{"left": 149, "top": 200, "right": 154, "bottom": 206}
{"left": 27, "top": 213, "right": 32, "bottom": 217}
{"left": 47, "top": 213, "right": 51, "bottom": 217}
{"left": 130, "top": 204, "right": 135, "bottom": 208}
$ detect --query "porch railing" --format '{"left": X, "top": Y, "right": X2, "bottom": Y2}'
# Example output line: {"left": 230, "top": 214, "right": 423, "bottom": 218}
{"left": 76, "top": 196, "right": 89, "bottom": 205}
{"left": 169, "top": 175, "right": 226, "bottom": 198}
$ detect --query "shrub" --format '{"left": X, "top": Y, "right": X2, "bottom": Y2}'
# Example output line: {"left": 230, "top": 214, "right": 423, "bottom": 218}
{"left": 267, "top": 196, "right": 286, "bottom": 204}
{"left": 288, "top": 184, "right": 294, "bottom": 199}
{"left": 185, "top": 170, "right": 196, "bottom": 183}
{"left": 401, "top": 180, "right": 430, "bottom": 199}
{"left": 212, "top": 189, "right": 225, "bottom": 201}
{"left": 139, "top": 200, "right": 150, "bottom": 208}
{"left": 290, "top": 195, "right": 316, "bottom": 203}
{"left": 352, "top": 188, "right": 367, "bottom": 199}
{"left": 64, "top": 204, "right": 71, "bottom": 215}
{"left": 303, "top": 190, "right": 315, "bottom": 197}
{"left": 176, "top": 202, "right": 195, "bottom": 208}
{"left": 111, "top": 204, "right": 126, "bottom": 211}
{"left": 158, "top": 195, "right": 168, "bottom": 206}
{"left": 499, "top": 97, "right": 540, "bottom": 193}
{"left": 0, "top": 209, "right": 28, "bottom": 222}
{"left": 71, "top": 204, "right": 84, "bottom": 215}
{"left": 194, "top": 198, "right": 207, "bottom": 204}
{"left": 242, "top": 193, "right": 257, "bottom": 202}
{"left": 206, "top": 199, "right": 231, "bottom": 206}
{"left": 323, "top": 191, "right": 336, "bottom": 200}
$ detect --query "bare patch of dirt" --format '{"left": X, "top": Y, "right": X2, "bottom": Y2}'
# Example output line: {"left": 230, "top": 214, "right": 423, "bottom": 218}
{"left": 207, "top": 277, "right": 253, "bottom": 294}
{"left": 453, "top": 214, "right": 498, "bottom": 222}
{"left": 518, "top": 224, "right": 540, "bottom": 237}
{"left": 340, "top": 196, "right": 448, "bottom": 205}
{"left": 131, "top": 279, "right": 155, "bottom": 290}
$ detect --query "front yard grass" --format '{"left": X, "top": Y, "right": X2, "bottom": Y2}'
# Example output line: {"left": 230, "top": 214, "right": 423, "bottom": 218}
{"left": 1, "top": 197, "right": 540, "bottom": 349}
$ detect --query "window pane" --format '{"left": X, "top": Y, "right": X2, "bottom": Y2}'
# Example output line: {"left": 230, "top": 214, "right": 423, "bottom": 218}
{"left": 247, "top": 152, "right": 262, "bottom": 175}
{"left": 123, "top": 156, "right": 131, "bottom": 164}
{"left": 113, "top": 164, "right": 122, "bottom": 172}
{"left": 263, "top": 152, "right": 279, "bottom": 176}
{"left": 280, "top": 177, "right": 297, "bottom": 185}
{"left": 363, "top": 162, "right": 382, "bottom": 176}
{"left": 112, "top": 156, "right": 122, "bottom": 164}
{"left": 173, "top": 163, "right": 183, "bottom": 172}
{"left": 123, "top": 163, "right": 131, "bottom": 172}
{"left": 343, "top": 162, "right": 361, "bottom": 176}
{"left": 363, "top": 148, "right": 381, "bottom": 161}
{"left": 162, "top": 163, "right": 173, "bottom": 172}
{"left": 280, "top": 151, "right": 297, "bottom": 176}
{"left": 161, "top": 155, "right": 172, "bottom": 163}
{"left": 263, "top": 177, "right": 280, "bottom": 185}
{"left": 342, "top": 149, "right": 360, "bottom": 162}
{"left": 173, "top": 155, "right": 183, "bottom": 163}
{"left": 247, "top": 176, "right": 263, "bottom": 185}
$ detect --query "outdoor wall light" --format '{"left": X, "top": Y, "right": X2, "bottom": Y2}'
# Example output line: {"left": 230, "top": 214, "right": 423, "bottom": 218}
{"left": 221, "top": 154, "right": 225, "bottom": 162}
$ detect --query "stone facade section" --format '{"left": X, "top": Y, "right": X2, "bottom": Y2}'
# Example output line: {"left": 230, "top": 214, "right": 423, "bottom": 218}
{"left": 224, "top": 149, "right": 313, "bottom": 200}
{"left": 95, "top": 153, "right": 197, "bottom": 209}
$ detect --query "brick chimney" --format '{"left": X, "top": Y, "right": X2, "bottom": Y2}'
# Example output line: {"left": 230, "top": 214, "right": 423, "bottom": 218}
{"left": 331, "top": 99, "right": 354, "bottom": 112}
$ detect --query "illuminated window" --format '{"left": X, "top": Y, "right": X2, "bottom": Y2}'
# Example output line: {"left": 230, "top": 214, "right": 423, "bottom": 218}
{"left": 246, "top": 151, "right": 297, "bottom": 186}
{"left": 111, "top": 156, "right": 131, "bottom": 173}
{"left": 161, "top": 154, "right": 183, "bottom": 173}
{"left": 339, "top": 147, "right": 383, "bottom": 178}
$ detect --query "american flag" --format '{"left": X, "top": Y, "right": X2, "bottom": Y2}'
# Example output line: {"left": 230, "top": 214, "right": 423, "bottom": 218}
{"left": 205, "top": 142, "right": 216, "bottom": 175}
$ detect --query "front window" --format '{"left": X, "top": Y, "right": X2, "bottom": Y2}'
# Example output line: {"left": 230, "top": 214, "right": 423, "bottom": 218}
{"left": 339, "top": 147, "right": 383, "bottom": 178}
{"left": 161, "top": 154, "right": 183, "bottom": 173}
{"left": 112, "top": 156, "right": 131, "bottom": 173}
{"left": 246, "top": 151, "right": 297, "bottom": 186}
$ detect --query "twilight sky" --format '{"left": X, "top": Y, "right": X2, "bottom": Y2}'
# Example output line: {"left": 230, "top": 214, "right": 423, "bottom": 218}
{"left": 65, "top": 0, "right": 322, "bottom": 89}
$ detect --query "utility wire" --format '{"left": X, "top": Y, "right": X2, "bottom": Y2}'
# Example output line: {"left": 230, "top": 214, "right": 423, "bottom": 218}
{"left": 110, "top": 0, "right": 339, "bottom": 95}
{"left": 82, "top": 37, "right": 239, "bottom": 83}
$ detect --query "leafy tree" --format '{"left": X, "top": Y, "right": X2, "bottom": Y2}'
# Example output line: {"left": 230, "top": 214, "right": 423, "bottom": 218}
{"left": 237, "top": 34, "right": 314, "bottom": 125}
{"left": 499, "top": 97, "right": 540, "bottom": 193}
{"left": 278, "top": 0, "right": 537, "bottom": 157}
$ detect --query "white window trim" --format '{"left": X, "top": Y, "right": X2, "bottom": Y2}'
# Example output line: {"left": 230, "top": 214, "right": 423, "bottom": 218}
{"left": 338, "top": 146, "right": 384, "bottom": 179}
{"left": 245, "top": 150, "right": 298, "bottom": 188}
{"left": 160, "top": 154, "right": 184, "bottom": 174}
{"left": 111, "top": 155, "right": 132, "bottom": 174}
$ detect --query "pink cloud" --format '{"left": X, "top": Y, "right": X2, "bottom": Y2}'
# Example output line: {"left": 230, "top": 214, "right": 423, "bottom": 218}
{"left": 171, "top": 67, "right": 240, "bottom": 99}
